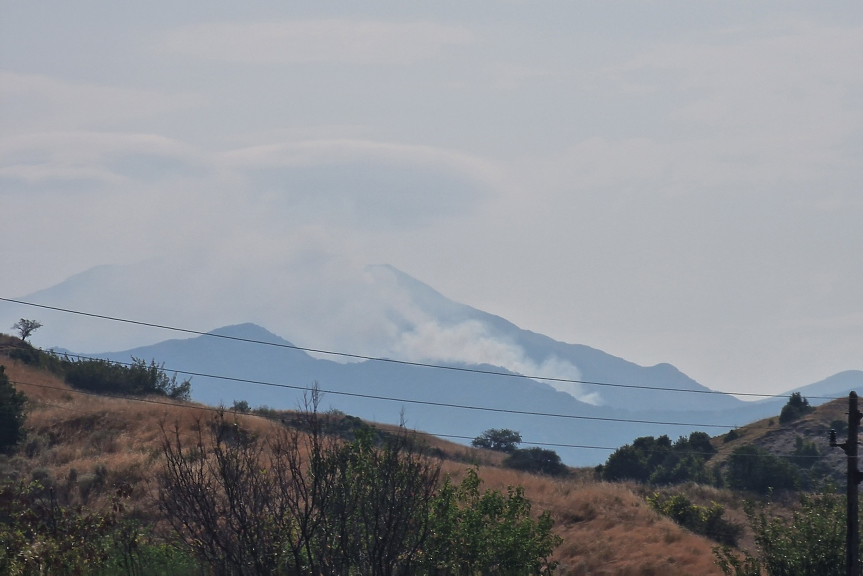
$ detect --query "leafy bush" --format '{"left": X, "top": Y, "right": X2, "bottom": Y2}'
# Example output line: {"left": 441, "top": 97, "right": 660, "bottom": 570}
{"left": 779, "top": 392, "right": 814, "bottom": 424}
{"left": 0, "top": 480, "right": 199, "bottom": 575}
{"left": 725, "top": 445, "right": 799, "bottom": 493}
{"left": 0, "top": 366, "right": 27, "bottom": 454}
{"left": 647, "top": 492, "right": 741, "bottom": 546}
{"left": 231, "top": 399, "right": 251, "bottom": 413}
{"left": 504, "top": 447, "right": 568, "bottom": 476}
{"left": 723, "top": 429, "right": 740, "bottom": 443}
{"left": 715, "top": 490, "right": 846, "bottom": 576}
{"left": 425, "top": 468, "right": 562, "bottom": 575}
{"left": 62, "top": 356, "right": 191, "bottom": 399}
{"left": 471, "top": 428, "right": 522, "bottom": 453}
{"left": 602, "top": 432, "right": 716, "bottom": 485}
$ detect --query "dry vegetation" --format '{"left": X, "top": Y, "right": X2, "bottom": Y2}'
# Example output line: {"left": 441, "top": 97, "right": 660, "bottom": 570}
{"left": 1, "top": 352, "right": 731, "bottom": 575}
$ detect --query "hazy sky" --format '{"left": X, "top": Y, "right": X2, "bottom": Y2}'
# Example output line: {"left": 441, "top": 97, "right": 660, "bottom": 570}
{"left": 2, "top": 1, "right": 863, "bottom": 396}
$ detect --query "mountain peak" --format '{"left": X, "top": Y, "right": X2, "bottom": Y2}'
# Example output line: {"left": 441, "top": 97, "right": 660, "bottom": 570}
{"left": 207, "top": 323, "right": 294, "bottom": 346}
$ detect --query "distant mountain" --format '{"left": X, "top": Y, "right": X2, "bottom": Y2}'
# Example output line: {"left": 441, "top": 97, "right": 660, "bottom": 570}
{"left": 363, "top": 265, "right": 742, "bottom": 413}
{"left": 751, "top": 370, "right": 863, "bottom": 413}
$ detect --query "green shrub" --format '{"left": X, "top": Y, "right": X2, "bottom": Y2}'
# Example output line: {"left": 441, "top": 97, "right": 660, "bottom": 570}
{"left": 504, "top": 447, "right": 568, "bottom": 476}
{"left": 0, "top": 366, "right": 27, "bottom": 454}
{"left": 425, "top": 468, "right": 561, "bottom": 575}
{"left": 725, "top": 445, "right": 799, "bottom": 493}
{"left": 647, "top": 492, "right": 741, "bottom": 546}
{"left": 715, "top": 490, "right": 845, "bottom": 576}
{"left": 779, "top": 392, "right": 814, "bottom": 424}
{"left": 602, "top": 432, "right": 716, "bottom": 485}
{"left": 62, "top": 356, "right": 191, "bottom": 399}
{"left": 0, "top": 480, "right": 197, "bottom": 575}
{"left": 231, "top": 399, "right": 250, "bottom": 413}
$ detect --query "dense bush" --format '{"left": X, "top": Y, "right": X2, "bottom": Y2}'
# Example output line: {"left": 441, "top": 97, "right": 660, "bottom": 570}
{"left": 0, "top": 480, "right": 199, "bottom": 575}
{"left": 602, "top": 432, "right": 716, "bottom": 485}
{"left": 0, "top": 366, "right": 27, "bottom": 454}
{"left": 725, "top": 445, "right": 799, "bottom": 494}
{"left": 425, "top": 468, "right": 561, "bottom": 575}
{"left": 715, "top": 490, "right": 846, "bottom": 576}
{"left": 63, "top": 356, "right": 191, "bottom": 399}
{"left": 471, "top": 428, "right": 522, "bottom": 453}
{"left": 779, "top": 392, "right": 814, "bottom": 424}
{"left": 647, "top": 492, "right": 741, "bottom": 546}
{"left": 503, "top": 447, "right": 568, "bottom": 476}
{"left": 3, "top": 340, "right": 191, "bottom": 400}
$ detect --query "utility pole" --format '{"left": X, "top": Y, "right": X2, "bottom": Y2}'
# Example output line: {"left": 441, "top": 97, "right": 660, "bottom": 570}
{"left": 830, "top": 391, "right": 863, "bottom": 576}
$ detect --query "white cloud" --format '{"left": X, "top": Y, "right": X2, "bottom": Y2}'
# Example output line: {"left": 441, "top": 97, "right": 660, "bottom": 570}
{"left": 0, "top": 72, "right": 203, "bottom": 133}
{"left": 0, "top": 132, "right": 210, "bottom": 186}
{"left": 222, "top": 139, "right": 507, "bottom": 190}
{"left": 162, "top": 20, "right": 476, "bottom": 65}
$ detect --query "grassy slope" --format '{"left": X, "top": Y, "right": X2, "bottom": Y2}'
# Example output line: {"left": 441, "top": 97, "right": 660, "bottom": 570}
{"left": 1, "top": 350, "right": 727, "bottom": 575}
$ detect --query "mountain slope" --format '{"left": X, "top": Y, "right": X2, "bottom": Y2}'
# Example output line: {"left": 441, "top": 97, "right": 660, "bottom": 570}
{"left": 370, "top": 264, "right": 741, "bottom": 412}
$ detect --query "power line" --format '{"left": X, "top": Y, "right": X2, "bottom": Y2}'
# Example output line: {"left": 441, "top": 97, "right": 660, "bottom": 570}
{"left": 0, "top": 297, "right": 834, "bottom": 401}
{"left": 41, "top": 352, "right": 741, "bottom": 428}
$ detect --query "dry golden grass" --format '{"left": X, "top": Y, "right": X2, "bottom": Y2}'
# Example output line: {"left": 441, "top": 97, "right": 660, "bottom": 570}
{"left": 2, "top": 354, "right": 731, "bottom": 575}
{"left": 449, "top": 466, "right": 726, "bottom": 575}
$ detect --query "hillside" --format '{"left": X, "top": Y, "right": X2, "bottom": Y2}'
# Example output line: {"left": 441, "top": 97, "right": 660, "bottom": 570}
{"left": 0, "top": 338, "right": 729, "bottom": 575}
{"left": 710, "top": 395, "right": 847, "bottom": 476}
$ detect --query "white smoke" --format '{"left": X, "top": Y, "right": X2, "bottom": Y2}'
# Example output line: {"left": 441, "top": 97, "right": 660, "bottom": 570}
{"left": 391, "top": 319, "right": 601, "bottom": 405}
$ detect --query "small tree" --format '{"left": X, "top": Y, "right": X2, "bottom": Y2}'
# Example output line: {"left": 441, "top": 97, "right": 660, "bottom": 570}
{"left": 0, "top": 366, "right": 27, "bottom": 453}
{"left": 779, "top": 392, "right": 813, "bottom": 424}
{"left": 11, "top": 319, "right": 42, "bottom": 342}
{"left": 471, "top": 428, "right": 522, "bottom": 453}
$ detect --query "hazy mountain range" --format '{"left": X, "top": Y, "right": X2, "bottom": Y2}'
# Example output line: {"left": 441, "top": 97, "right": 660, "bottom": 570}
{"left": 5, "top": 262, "right": 863, "bottom": 466}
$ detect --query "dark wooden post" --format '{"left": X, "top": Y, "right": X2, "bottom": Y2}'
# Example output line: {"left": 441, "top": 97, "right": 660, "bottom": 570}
{"left": 832, "top": 392, "right": 863, "bottom": 576}
{"left": 830, "top": 392, "right": 863, "bottom": 576}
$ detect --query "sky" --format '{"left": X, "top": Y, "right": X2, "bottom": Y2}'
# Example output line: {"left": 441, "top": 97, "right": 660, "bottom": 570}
{"left": 2, "top": 1, "right": 863, "bottom": 397}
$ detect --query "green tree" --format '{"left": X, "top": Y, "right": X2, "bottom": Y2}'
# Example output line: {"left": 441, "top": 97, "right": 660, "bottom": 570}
{"left": 725, "top": 445, "right": 798, "bottom": 494}
{"left": 0, "top": 365, "right": 27, "bottom": 454}
{"left": 602, "top": 444, "right": 649, "bottom": 482}
{"left": 471, "top": 428, "right": 522, "bottom": 453}
{"left": 779, "top": 392, "right": 813, "bottom": 424}
{"left": 602, "top": 432, "right": 715, "bottom": 485}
